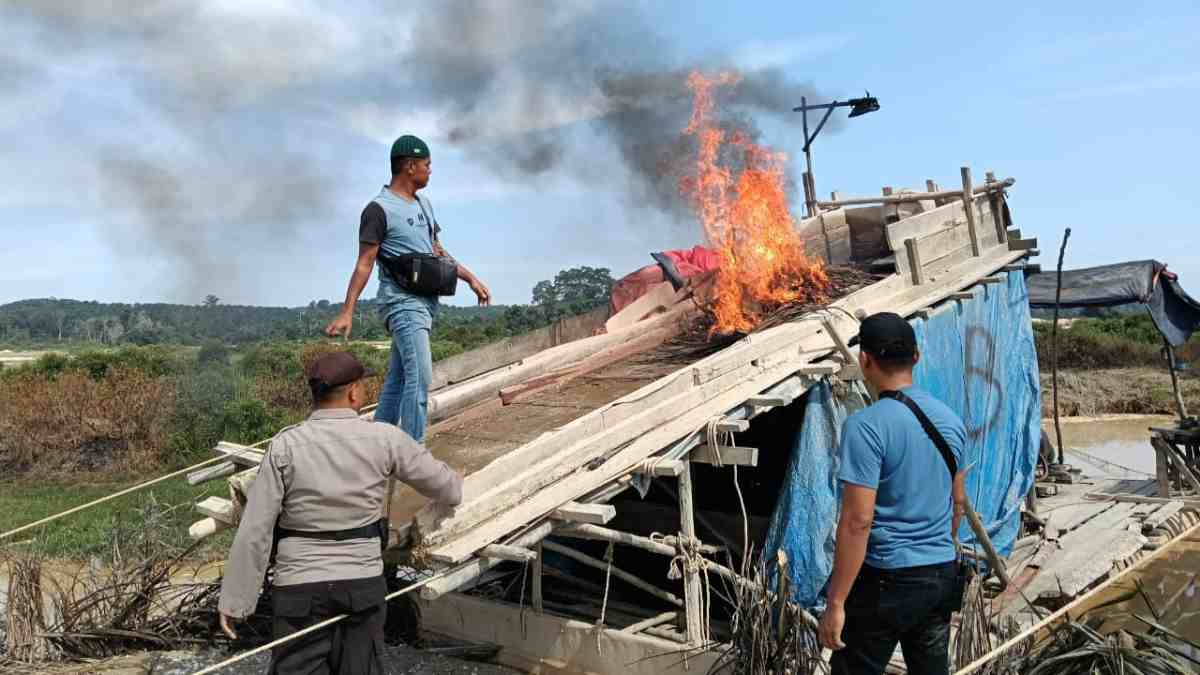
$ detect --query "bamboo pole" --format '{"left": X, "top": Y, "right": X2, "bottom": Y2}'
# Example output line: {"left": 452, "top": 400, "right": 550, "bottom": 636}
{"left": 556, "top": 523, "right": 722, "bottom": 556}
{"left": 620, "top": 611, "right": 678, "bottom": 634}
{"left": 815, "top": 177, "right": 1014, "bottom": 208}
{"left": 541, "top": 540, "right": 683, "bottom": 608}
{"left": 532, "top": 543, "right": 544, "bottom": 612}
{"left": 1050, "top": 228, "right": 1072, "bottom": 465}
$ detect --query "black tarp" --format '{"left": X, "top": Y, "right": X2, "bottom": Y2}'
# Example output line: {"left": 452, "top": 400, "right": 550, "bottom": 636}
{"left": 1027, "top": 260, "right": 1200, "bottom": 346}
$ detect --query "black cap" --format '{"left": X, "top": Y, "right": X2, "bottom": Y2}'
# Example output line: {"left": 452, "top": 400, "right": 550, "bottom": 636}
{"left": 307, "top": 351, "right": 373, "bottom": 396}
{"left": 855, "top": 312, "right": 917, "bottom": 360}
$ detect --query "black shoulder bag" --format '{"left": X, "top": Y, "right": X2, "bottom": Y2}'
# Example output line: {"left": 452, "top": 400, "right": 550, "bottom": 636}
{"left": 376, "top": 196, "right": 459, "bottom": 297}
{"left": 878, "top": 389, "right": 972, "bottom": 612}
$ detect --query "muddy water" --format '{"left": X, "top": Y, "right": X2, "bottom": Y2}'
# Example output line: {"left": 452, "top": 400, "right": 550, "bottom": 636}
{"left": 1044, "top": 415, "right": 1200, "bottom": 642}
{"left": 1044, "top": 414, "right": 1176, "bottom": 477}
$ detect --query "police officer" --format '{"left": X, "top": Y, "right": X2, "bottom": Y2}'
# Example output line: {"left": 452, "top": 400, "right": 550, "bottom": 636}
{"left": 217, "top": 351, "right": 462, "bottom": 674}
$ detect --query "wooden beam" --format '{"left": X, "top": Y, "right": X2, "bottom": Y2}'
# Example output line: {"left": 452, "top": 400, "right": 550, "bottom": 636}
{"left": 481, "top": 543, "right": 537, "bottom": 563}
{"left": 746, "top": 394, "right": 788, "bottom": 408}
{"left": 195, "top": 496, "right": 236, "bottom": 524}
{"left": 980, "top": 275, "right": 1005, "bottom": 284}
{"left": 949, "top": 291, "right": 976, "bottom": 300}
{"left": 542, "top": 541, "right": 683, "bottom": 608}
{"left": 633, "top": 458, "right": 684, "bottom": 477}
{"left": 815, "top": 177, "right": 1014, "bottom": 208}
{"left": 1009, "top": 237, "right": 1038, "bottom": 251}
{"left": 556, "top": 523, "right": 722, "bottom": 557}
{"left": 532, "top": 543, "right": 544, "bottom": 612}
{"left": 621, "top": 612, "right": 678, "bottom": 634}
{"left": 714, "top": 419, "right": 748, "bottom": 434}
{"left": 691, "top": 444, "right": 758, "bottom": 467}
{"left": 1001, "top": 264, "right": 1025, "bottom": 272}
{"left": 904, "top": 237, "right": 924, "bottom": 284}
{"left": 552, "top": 502, "right": 616, "bottom": 525}
{"left": 1086, "top": 493, "right": 1200, "bottom": 508}
{"left": 678, "top": 460, "right": 704, "bottom": 644}
{"left": 189, "top": 517, "right": 230, "bottom": 541}
{"left": 420, "top": 522, "right": 555, "bottom": 601}
{"left": 187, "top": 461, "right": 237, "bottom": 486}
{"left": 961, "top": 166, "right": 981, "bottom": 256}
{"left": 214, "top": 441, "right": 264, "bottom": 466}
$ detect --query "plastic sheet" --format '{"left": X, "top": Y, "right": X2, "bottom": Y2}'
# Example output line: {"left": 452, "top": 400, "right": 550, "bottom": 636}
{"left": 764, "top": 271, "right": 1040, "bottom": 608}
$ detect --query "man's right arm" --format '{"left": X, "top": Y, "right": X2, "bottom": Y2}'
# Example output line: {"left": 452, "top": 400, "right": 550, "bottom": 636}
{"left": 326, "top": 204, "right": 385, "bottom": 338}
{"left": 390, "top": 431, "right": 463, "bottom": 506}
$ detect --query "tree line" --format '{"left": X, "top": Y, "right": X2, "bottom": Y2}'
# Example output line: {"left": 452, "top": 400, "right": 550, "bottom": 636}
{"left": 0, "top": 266, "right": 615, "bottom": 355}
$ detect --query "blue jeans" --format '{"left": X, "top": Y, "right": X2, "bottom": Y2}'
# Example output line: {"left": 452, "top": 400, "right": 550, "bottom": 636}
{"left": 830, "top": 561, "right": 955, "bottom": 675}
{"left": 374, "top": 312, "right": 432, "bottom": 442}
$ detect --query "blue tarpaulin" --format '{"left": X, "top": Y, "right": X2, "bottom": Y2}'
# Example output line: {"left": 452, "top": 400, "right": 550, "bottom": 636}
{"left": 764, "top": 271, "right": 1041, "bottom": 608}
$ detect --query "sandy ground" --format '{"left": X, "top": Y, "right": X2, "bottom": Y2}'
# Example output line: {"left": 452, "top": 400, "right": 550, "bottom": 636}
{"left": 1041, "top": 367, "right": 1198, "bottom": 417}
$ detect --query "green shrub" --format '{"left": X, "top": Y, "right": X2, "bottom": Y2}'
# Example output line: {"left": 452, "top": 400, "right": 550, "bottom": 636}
{"left": 197, "top": 339, "right": 231, "bottom": 366}
{"left": 431, "top": 340, "right": 464, "bottom": 362}
{"left": 220, "top": 397, "right": 289, "bottom": 446}
{"left": 29, "top": 352, "right": 71, "bottom": 378}
{"left": 72, "top": 345, "right": 188, "bottom": 379}
{"left": 168, "top": 369, "right": 239, "bottom": 461}
{"left": 1034, "top": 323, "right": 1162, "bottom": 369}
{"left": 239, "top": 341, "right": 304, "bottom": 380}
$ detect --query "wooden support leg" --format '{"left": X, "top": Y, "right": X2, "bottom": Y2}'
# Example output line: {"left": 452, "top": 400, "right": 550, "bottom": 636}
{"left": 533, "top": 542, "right": 544, "bottom": 612}
{"left": 677, "top": 460, "right": 705, "bottom": 645}
{"left": 1155, "top": 442, "right": 1172, "bottom": 497}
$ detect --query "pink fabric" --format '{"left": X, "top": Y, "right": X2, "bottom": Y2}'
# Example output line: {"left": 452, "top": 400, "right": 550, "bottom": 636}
{"left": 609, "top": 245, "right": 719, "bottom": 314}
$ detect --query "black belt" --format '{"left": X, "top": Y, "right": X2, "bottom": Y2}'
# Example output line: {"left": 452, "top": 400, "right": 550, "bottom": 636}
{"left": 275, "top": 519, "right": 386, "bottom": 543}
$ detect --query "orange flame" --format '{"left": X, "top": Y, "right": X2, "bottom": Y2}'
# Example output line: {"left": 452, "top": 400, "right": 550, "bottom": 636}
{"left": 680, "top": 71, "right": 830, "bottom": 334}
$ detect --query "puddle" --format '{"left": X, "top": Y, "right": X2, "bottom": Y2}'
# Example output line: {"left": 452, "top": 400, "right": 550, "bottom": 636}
{"left": 1044, "top": 415, "right": 1176, "bottom": 478}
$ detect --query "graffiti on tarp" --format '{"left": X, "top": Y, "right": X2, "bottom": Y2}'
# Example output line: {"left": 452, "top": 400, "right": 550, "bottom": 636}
{"left": 963, "top": 324, "right": 1002, "bottom": 440}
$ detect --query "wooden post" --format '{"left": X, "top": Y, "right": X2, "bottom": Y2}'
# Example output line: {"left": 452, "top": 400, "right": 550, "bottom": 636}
{"left": 985, "top": 171, "right": 1007, "bottom": 245}
{"left": 532, "top": 542, "right": 544, "bottom": 612}
{"left": 961, "top": 166, "right": 981, "bottom": 256}
{"left": 830, "top": 190, "right": 842, "bottom": 202}
{"left": 905, "top": 237, "right": 924, "bottom": 285}
{"left": 963, "top": 499, "right": 1011, "bottom": 588}
{"left": 678, "top": 460, "right": 705, "bottom": 645}
{"left": 802, "top": 171, "right": 815, "bottom": 218}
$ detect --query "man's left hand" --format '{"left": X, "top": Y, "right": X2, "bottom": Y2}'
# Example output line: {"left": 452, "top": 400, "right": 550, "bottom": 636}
{"left": 818, "top": 602, "right": 846, "bottom": 650}
{"left": 469, "top": 279, "right": 491, "bottom": 306}
{"left": 219, "top": 613, "right": 240, "bottom": 640}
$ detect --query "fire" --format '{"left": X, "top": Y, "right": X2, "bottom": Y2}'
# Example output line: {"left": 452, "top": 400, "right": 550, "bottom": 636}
{"left": 680, "top": 71, "right": 830, "bottom": 334}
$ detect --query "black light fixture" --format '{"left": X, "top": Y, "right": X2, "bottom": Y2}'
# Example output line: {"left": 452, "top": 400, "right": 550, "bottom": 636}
{"left": 847, "top": 93, "right": 880, "bottom": 118}
{"left": 793, "top": 91, "right": 881, "bottom": 215}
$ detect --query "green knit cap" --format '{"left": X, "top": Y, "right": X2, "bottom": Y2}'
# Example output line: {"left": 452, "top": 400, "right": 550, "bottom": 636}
{"left": 390, "top": 134, "right": 430, "bottom": 159}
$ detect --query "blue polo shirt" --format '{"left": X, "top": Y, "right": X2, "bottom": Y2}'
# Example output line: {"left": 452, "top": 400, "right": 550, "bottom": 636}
{"left": 358, "top": 187, "right": 441, "bottom": 329}
{"left": 838, "top": 385, "right": 966, "bottom": 569}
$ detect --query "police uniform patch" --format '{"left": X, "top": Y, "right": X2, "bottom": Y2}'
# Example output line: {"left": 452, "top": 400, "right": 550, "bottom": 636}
{"left": 407, "top": 217, "right": 414, "bottom": 226}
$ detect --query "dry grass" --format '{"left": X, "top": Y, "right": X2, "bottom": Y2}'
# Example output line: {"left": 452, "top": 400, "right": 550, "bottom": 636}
{"left": 0, "top": 368, "right": 175, "bottom": 477}
{"left": 1043, "top": 368, "right": 1200, "bottom": 417}
{"left": 1, "top": 501, "right": 269, "bottom": 668}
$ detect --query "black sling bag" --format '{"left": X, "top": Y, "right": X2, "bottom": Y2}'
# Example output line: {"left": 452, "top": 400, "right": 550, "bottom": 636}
{"left": 376, "top": 196, "right": 459, "bottom": 297}
{"left": 878, "top": 389, "right": 972, "bottom": 612}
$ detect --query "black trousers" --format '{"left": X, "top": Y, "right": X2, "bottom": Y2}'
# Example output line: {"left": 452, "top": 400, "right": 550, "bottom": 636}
{"left": 269, "top": 576, "right": 386, "bottom": 675}
{"left": 830, "top": 561, "right": 956, "bottom": 675}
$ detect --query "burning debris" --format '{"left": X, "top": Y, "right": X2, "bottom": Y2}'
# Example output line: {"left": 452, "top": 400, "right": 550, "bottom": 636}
{"left": 680, "top": 71, "right": 832, "bottom": 335}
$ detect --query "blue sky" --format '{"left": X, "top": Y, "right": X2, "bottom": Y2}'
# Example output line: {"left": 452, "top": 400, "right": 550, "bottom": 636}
{"left": 2, "top": 1, "right": 1197, "bottom": 307}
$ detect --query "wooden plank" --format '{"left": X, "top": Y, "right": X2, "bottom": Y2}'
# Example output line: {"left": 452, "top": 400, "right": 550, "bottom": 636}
{"left": 420, "top": 522, "right": 555, "bottom": 601}
{"left": 714, "top": 419, "right": 749, "bottom": 433}
{"left": 691, "top": 444, "right": 758, "bottom": 467}
{"left": 532, "top": 543, "right": 543, "bottom": 612}
{"left": 904, "top": 237, "right": 924, "bottom": 284}
{"left": 480, "top": 543, "right": 537, "bottom": 563}
{"left": 195, "top": 496, "right": 236, "bottom": 523}
{"left": 605, "top": 282, "right": 677, "bottom": 333}
{"left": 1009, "top": 237, "right": 1038, "bottom": 251}
{"left": 980, "top": 275, "right": 1005, "bottom": 284}
{"left": 188, "top": 517, "right": 229, "bottom": 541}
{"left": 187, "top": 461, "right": 237, "bottom": 486}
{"left": 1144, "top": 501, "right": 1185, "bottom": 530}
{"left": 817, "top": 177, "right": 1014, "bottom": 208}
{"left": 551, "top": 502, "right": 616, "bottom": 525}
{"left": 1025, "top": 503, "right": 1145, "bottom": 599}
{"left": 214, "top": 441, "right": 264, "bottom": 466}
{"left": 746, "top": 394, "right": 788, "bottom": 408}
{"left": 634, "top": 458, "right": 684, "bottom": 477}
